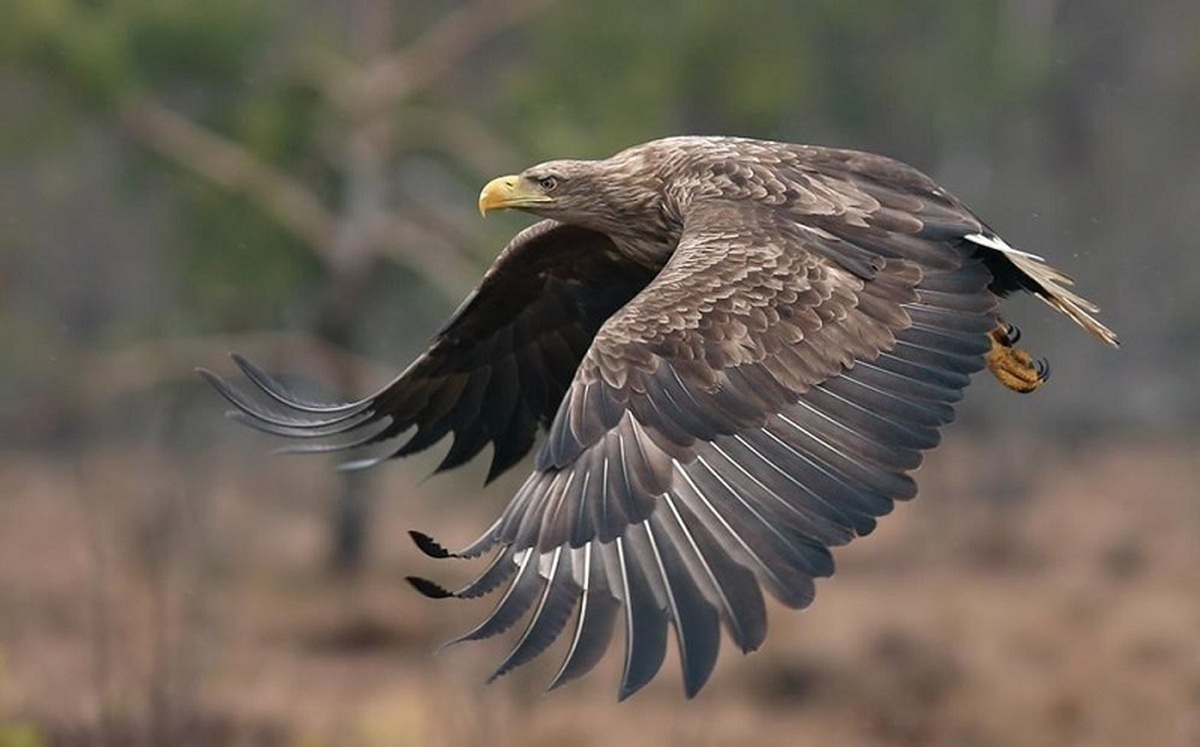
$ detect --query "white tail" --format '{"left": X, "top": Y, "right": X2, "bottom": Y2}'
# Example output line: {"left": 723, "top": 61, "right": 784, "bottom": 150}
{"left": 965, "top": 232, "right": 1119, "bottom": 347}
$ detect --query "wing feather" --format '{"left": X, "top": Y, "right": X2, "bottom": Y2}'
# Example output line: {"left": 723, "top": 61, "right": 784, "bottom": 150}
{"left": 657, "top": 493, "right": 767, "bottom": 654}
{"left": 410, "top": 197, "right": 1004, "bottom": 697}
{"left": 547, "top": 545, "right": 620, "bottom": 690}
{"left": 202, "top": 221, "right": 661, "bottom": 483}
{"left": 642, "top": 515, "right": 722, "bottom": 697}
{"left": 489, "top": 548, "right": 580, "bottom": 681}
{"left": 610, "top": 535, "right": 670, "bottom": 700}
{"left": 445, "top": 548, "right": 543, "bottom": 645}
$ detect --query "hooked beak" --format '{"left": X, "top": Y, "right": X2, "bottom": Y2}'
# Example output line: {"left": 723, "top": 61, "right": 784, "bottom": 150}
{"left": 478, "top": 175, "right": 554, "bottom": 216}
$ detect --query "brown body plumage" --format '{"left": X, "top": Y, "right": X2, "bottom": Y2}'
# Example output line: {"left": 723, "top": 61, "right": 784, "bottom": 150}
{"left": 204, "top": 136, "right": 1117, "bottom": 699}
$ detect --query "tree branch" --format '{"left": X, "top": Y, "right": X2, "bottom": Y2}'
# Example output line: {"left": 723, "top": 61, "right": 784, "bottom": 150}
{"left": 116, "top": 97, "right": 338, "bottom": 261}
{"left": 328, "top": 0, "right": 554, "bottom": 115}
{"left": 394, "top": 105, "right": 527, "bottom": 176}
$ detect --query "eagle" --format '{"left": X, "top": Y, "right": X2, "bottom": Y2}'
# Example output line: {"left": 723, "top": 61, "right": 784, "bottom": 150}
{"left": 203, "top": 136, "right": 1118, "bottom": 699}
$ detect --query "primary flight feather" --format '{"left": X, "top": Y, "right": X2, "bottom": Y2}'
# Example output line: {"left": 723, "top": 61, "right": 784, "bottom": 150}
{"left": 203, "top": 136, "right": 1117, "bottom": 699}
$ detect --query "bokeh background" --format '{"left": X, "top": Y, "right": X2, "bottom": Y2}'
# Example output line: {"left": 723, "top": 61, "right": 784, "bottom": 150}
{"left": 2, "top": 1, "right": 1198, "bottom": 745}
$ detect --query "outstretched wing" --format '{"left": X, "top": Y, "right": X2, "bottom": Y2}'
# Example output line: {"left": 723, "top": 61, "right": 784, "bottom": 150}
{"left": 417, "top": 198, "right": 1000, "bottom": 699}
{"left": 202, "top": 220, "right": 661, "bottom": 481}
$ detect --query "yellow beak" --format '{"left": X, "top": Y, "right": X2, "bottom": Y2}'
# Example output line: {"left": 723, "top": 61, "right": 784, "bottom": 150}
{"left": 478, "top": 175, "right": 554, "bottom": 216}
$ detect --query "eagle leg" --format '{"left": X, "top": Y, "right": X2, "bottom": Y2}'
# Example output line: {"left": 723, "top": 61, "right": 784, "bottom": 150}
{"left": 986, "top": 320, "right": 1049, "bottom": 393}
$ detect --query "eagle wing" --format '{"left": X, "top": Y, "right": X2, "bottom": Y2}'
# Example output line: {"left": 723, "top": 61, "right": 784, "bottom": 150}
{"left": 202, "top": 220, "right": 659, "bottom": 481}
{"left": 423, "top": 197, "right": 1000, "bottom": 699}
{"left": 205, "top": 139, "right": 1112, "bottom": 699}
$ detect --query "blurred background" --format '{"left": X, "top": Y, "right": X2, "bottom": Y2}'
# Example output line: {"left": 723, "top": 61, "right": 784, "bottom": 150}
{"left": 2, "top": 1, "right": 1198, "bottom": 745}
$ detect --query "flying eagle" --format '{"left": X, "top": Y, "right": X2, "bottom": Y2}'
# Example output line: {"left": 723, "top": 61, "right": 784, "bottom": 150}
{"left": 203, "top": 136, "right": 1118, "bottom": 699}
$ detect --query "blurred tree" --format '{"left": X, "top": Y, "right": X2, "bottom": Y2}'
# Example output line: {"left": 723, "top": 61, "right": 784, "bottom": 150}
{"left": 3, "top": 0, "right": 1195, "bottom": 575}
{"left": 502, "top": 1, "right": 1043, "bottom": 162}
{"left": 1, "top": 0, "right": 550, "bottom": 572}
{"left": 1, "top": 2, "right": 1197, "bottom": 741}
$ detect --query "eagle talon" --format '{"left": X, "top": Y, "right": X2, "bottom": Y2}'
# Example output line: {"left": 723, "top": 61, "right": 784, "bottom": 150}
{"left": 987, "top": 322, "right": 1049, "bottom": 393}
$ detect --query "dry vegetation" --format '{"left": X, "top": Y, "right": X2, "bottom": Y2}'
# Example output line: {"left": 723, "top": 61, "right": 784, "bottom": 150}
{"left": 1, "top": 435, "right": 1197, "bottom": 747}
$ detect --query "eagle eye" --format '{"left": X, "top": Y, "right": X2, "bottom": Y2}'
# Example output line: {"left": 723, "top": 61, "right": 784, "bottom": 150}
{"left": 536, "top": 175, "right": 558, "bottom": 192}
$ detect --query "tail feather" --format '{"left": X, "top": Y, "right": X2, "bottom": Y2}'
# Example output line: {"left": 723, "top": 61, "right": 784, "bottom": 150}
{"left": 965, "top": 233, "right": 1119, "bottom": 347}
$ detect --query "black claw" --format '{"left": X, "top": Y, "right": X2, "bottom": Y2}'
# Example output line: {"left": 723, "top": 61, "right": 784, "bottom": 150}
{"left": 1002, "top": 322, "right": 1021, "bottom": 345}
{"left": 409, "top": 530, "right": 454, "bottom": 559}
{"left": 407, "top": 576, "right": 455, "bottom": 599}
{"left": 1036, "top": 358, "right": 1052, "bottom": 382}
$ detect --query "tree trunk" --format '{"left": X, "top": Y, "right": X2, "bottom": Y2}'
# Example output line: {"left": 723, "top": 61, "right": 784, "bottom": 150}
{"left": 323, "top": 0, "right": 395, "bottom": 575}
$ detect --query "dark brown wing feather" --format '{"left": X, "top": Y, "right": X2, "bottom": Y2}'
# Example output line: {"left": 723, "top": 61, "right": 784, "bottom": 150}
{"left": 424, "top": 198, "right": 998, "bottom": 700}
{"left": 202, "top": 220, "right": 661, "bottom": 482}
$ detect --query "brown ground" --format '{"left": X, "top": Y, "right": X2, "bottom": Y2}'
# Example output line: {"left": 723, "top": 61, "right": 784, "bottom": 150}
{"left": 1, "top": 435, "right": 1197, "bottom": 747}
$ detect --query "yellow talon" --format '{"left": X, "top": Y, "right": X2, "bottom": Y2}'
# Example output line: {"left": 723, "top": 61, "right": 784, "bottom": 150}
{"left": 986, "top": 322, "right": 1050, "bottom": 393}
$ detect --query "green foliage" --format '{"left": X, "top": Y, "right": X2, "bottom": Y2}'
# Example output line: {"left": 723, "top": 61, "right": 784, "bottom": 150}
{"left": 236, "top": 81, "right": 325, "bottom": 168}
{"left": 0, "top": 724, "right": 45, "bottom": 747}
{"left": 2, "top": 0, "right": 330, "bottom": 336}
{"left": 126, "top": 0, "right": 269, "bottom": 87}
{"left": 3, "top": 0, "right": 129, "bottom": 105}
{"left": 2, "top": 0, "right": 270, "bottom": 107}
{"left": 169, "top": 181, "right": 323, "bottom": 335}
{"left": 503, "top": 0, "right": 1047, "bottom": 156}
